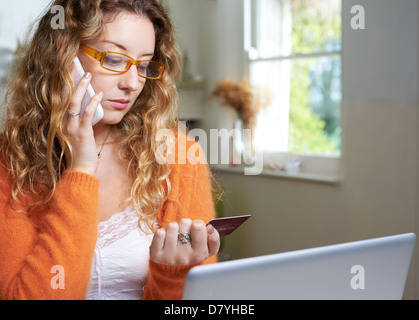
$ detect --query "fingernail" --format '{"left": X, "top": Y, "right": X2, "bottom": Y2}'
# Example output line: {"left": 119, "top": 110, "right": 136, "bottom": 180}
{"left": 207, "top": 224, "right": 215, "bottom": 234}
{"left": 84, "top": 72, "right": 91, "bottom": 79}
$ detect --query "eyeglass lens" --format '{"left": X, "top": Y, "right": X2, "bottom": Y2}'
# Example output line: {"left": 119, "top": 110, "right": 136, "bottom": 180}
{"left": 103, "top": 53, "right": 163, "bottom": 79}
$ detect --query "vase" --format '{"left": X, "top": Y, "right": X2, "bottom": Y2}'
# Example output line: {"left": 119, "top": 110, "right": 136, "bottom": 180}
{"left": 242, "top": 123, "right": 255, "bottom": 165}
{"left": 230, "top": 118, "right": 243, "bottom": 166}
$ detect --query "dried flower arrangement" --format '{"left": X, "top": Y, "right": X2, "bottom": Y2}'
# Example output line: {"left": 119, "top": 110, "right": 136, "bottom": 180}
{"left": 210, "top": 76, "right": 270, "bottom": 130}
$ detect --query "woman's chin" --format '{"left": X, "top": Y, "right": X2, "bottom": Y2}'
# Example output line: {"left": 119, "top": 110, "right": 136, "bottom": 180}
{"left": 94, "top": 115, "right": 125, "bottom": 126}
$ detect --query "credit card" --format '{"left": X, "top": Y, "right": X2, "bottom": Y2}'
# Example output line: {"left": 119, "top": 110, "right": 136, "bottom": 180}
{"left": 207, "top": 215, "right": 251, "bottom": 236}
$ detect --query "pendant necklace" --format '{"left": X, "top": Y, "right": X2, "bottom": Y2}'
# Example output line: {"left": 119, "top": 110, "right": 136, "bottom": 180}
{"left": 97, "top": 127, "right": 112, "bottom": 158}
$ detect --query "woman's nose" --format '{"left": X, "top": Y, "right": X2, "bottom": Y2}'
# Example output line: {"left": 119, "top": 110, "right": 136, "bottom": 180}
{"left": 118, "top": 64, "right": 143, "bottom": 91}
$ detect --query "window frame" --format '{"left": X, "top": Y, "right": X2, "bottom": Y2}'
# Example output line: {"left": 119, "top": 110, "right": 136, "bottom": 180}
{"left": 242, "top": 0, "right": 343, "bottom": 182}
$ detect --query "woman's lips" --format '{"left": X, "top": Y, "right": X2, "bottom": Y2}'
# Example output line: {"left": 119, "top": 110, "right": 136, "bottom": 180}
{"left": 108, "top": 99, "right": 130, "bottom": 109}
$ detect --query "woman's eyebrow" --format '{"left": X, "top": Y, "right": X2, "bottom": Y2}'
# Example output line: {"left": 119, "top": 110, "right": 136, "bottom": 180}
{"left": 102, "top": 40, "right": 154, "bottom": 58}
{"left": 102, "top": 40, "right": 128, "bottom": 51}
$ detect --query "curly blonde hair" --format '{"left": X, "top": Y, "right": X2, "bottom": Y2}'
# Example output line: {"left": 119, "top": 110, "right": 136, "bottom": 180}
{"left": 0, "top": 0, "right": 182, "bottom": 231}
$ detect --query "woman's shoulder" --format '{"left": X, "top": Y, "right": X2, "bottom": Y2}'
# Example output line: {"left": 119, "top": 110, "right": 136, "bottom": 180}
{"left": 0, "top": 152, "right": 11, "bottom": 181}
{"left": 157, "top": 127, "right": 208, "bottom": 168}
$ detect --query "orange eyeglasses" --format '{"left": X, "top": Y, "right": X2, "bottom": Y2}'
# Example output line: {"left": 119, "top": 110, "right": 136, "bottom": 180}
{"left": 80, "top": 45, "right": 165, "bottom": 80}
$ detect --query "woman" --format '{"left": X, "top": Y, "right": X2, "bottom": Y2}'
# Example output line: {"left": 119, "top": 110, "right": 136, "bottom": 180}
{"left": 0, "top": 0, "right": 219, "bottom": 300}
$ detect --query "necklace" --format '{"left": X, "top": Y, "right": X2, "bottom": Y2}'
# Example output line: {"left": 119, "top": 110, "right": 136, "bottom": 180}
{"left": 97, "top": 127, "right": 112, "bottom": 158}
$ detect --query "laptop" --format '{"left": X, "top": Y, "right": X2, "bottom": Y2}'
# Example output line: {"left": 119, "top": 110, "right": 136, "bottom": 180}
{"left": 182, "top": 233, "right": 416, "bottom": 300}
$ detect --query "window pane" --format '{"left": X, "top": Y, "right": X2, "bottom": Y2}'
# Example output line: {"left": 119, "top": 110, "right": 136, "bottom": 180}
{"left": 250, "top": 60, "right": 290, "bottom": 152}
{"left": 251, "top": 0, "right": 290, "bottom": 58}
{"left": 251, "top": 0, "right": 341, "bottom": 58}
{"left": 247, "top": 0, "right": 342, "bottom": 156}
{"left": 290, "top": 0, "right": 342, "bottom": 55}
{"left": 250, "top": 55, "right": 342, "bottom": 155}
{"left": 288, "top": 55, "right": 341, "bottom": 155}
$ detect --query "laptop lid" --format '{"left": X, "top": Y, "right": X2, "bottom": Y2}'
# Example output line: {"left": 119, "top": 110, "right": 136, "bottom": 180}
{"left": 182, "top": 233, "right": 416, "bottom": 300}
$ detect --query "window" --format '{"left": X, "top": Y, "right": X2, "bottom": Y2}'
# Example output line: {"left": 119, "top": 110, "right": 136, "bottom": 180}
{"left": 244, "top": 0, "right": 342, "bottom": 157}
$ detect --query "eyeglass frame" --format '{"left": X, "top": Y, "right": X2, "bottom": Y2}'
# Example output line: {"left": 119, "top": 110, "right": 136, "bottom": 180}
{"left": 80, "top": 45, "right": 166, "bottom": 80}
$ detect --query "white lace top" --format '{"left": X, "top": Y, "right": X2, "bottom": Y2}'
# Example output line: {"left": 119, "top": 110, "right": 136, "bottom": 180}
{"left": 86, "top": 205, "right": 155, "bottom": 300}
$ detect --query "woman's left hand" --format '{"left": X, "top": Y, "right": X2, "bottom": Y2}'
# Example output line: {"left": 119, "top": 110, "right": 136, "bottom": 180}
{"left": 149, "top": 219, "right": 220, "bottom": 266}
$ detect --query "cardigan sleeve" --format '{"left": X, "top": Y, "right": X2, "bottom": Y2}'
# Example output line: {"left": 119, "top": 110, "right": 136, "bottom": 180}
{"left": 0, "top": 169, "right": 99, "bottom": 300}
{"left": 143, "top": 138, "right": 218, "bottom": 300}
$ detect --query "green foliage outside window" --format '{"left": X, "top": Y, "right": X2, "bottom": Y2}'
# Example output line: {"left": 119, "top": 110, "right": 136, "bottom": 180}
{"left": 288, "top": 1, "right": 342, "bottom": 155}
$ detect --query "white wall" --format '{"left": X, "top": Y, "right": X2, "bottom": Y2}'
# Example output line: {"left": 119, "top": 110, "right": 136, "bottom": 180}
{"left": 0, "top": 0, "right": 51, "bottom": 113}
{"left": 166, "top": 0, "right": 419, "bottom": 299}
{"left": 0, "top": 0, "right": 51, "bottom": 49}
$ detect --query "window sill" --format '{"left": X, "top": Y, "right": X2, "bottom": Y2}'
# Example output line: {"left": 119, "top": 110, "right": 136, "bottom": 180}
{"left": 210, "top": 154, "right": 341, "bottom": 186}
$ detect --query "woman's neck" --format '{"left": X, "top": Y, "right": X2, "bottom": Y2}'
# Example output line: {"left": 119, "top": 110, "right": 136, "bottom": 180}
{"left": 93, "top": 123, "right": 113, "bottom": 145}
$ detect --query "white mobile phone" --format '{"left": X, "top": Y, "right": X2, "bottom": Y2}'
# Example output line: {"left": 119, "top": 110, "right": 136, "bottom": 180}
{"left": 73, "top": 57, "right": 104, "bottom": 125}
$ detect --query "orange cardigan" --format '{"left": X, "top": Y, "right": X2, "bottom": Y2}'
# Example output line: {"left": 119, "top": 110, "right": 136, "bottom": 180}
{"left": 0, "top": 138, "right": 217, "bottom": 300}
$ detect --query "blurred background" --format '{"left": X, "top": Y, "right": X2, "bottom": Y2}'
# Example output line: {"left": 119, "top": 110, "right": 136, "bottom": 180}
{"left": 0, "top": 0, "right": 418, "bottom": 299}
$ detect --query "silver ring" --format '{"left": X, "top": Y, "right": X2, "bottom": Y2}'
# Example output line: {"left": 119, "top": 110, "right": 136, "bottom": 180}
{"left": 178, "top": 232, "right": 192, "bottom": 244}
{"left": 67, "top": 110, "right": 80, "bottom": 117}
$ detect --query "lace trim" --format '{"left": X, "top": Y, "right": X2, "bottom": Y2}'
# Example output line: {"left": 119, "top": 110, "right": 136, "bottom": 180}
{"left": 97, "top": 205, "right": 144, "bottom": 249}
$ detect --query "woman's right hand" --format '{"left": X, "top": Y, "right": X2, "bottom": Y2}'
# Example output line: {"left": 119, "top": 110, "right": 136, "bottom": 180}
{"left": 62, "top": 63, "right": 103, "bottom": 176}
